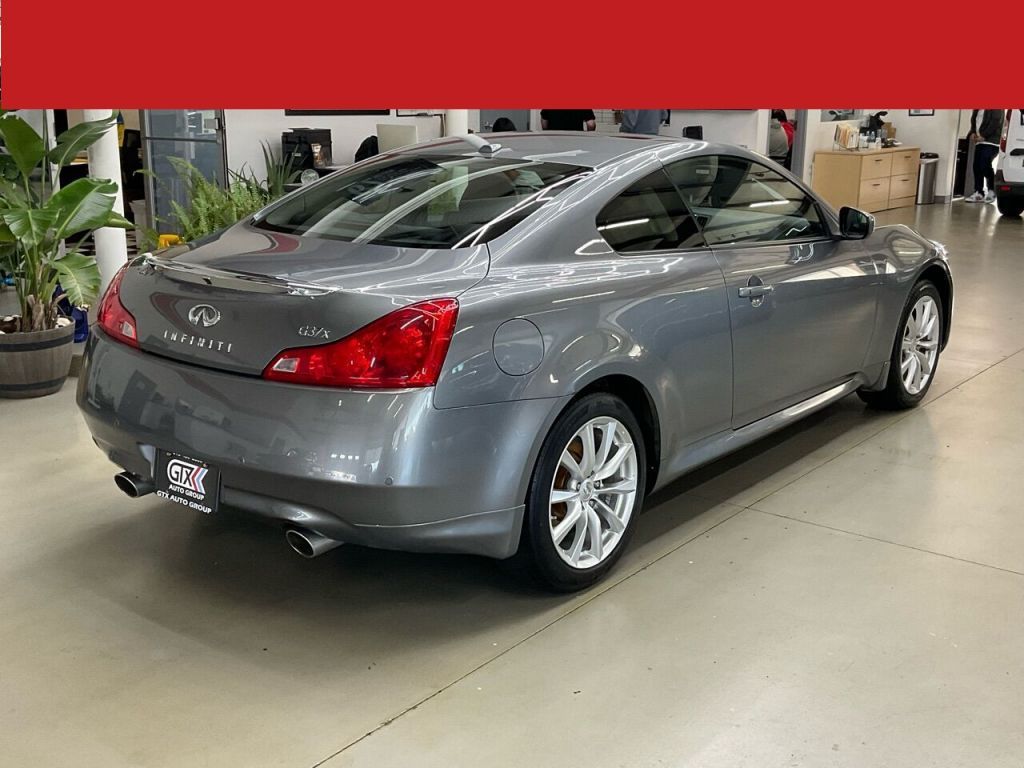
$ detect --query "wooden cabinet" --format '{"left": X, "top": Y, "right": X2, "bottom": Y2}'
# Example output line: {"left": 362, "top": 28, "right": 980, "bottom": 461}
{"left": 811, "top": 147, "right": 920, "bottom": 213}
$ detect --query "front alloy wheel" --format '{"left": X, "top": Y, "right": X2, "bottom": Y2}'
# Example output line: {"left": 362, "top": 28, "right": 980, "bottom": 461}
{"left": 900, "top": 294, "right": 940, "bottom": 395}
{"left": 859, "top": 280, "right": 943, "bottom": 410}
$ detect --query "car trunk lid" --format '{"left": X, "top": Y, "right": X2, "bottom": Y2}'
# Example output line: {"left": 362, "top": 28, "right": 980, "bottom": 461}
{"left": 118, "top": 222, "right": 489, "bottom": 376}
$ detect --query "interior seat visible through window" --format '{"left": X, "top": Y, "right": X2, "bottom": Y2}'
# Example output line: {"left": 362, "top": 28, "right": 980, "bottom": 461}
{"left": 596, "top": 169, "right": 704, "bottom": 252}
{"left": 664, "top": 155, "right": 827, "bottom": 246}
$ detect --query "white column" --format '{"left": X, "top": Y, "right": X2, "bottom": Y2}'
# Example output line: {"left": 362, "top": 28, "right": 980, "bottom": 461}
{"left": 444, "top": 109, "right": 469, "bottom": 136}
{"left": 83, "top": 109, "right": 128, "bottom": 294}
{"left": 754, "top": 110, "right": 771, "bottom": 156}
{"left": 793, "top": 109, "right": 822, "bottom": 184}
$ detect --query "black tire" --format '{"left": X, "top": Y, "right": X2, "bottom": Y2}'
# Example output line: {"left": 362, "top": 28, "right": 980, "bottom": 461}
{"left": 517, "top": 393, "right": 647, "bottom": 592}
{"left": 859, "top": 280, "right": 943, "bottom": 410}
{"left": 997, "top": 196, "right": 1024, "bottom": 217}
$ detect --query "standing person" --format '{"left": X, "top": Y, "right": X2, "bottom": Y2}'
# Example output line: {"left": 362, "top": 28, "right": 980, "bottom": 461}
{"left": 491, "top": 117, "right": 517, "bottom": 132}
{"left": 619, "top": 110, "right": 668, "bottom": 135}
{"left": 966, "top": 109, "right": 1006, "bottom": 203}
{"left": 768, "top": 114, "right": 789, "bottom": 165}
{"left": 773, "top": 110, "right": 795, "bottom": 148}
{"left": 540, "top": 109, "right": 596, "bottom": 131}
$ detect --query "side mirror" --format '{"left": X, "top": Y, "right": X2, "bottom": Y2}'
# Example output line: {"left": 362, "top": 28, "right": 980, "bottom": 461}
{"left": 839, "top": 206, "right": 875, "bottom": 240}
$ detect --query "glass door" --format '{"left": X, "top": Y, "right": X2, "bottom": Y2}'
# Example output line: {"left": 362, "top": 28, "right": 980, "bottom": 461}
{"left": 142, "top": 110, "right": 227, "bottom": 233}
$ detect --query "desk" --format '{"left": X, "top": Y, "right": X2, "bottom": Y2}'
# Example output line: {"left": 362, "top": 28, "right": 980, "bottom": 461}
{"left": 812, "top": 146, "right": 920, "bottom": 212}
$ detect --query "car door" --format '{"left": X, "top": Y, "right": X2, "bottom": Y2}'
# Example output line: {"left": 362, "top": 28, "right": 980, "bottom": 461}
{"left": 665, "top": 154, "right": 879, "bottom": 428}
{"left": 592, "top": 167, "right": 733, "bottom": 451}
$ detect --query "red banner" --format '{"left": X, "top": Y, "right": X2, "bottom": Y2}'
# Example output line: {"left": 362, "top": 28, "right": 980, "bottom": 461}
{"left": 2, "top": 0, "right": 1021, "bottom": 107}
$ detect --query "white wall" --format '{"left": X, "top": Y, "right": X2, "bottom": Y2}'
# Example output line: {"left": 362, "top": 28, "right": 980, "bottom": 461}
{"left": 798, "top": 109, "right": 963, "bottom": 198}
{"left": 666, "top": 110, "right": 767, "bottom": 153}
{"left": 866, "top": 109, "right": 961, "bottom": 197}
{"left": 588, "top": 110, "right": 768, "bottom": 153}
{"left": 223, "top": 110, "right": 450, "bottom": 178}
{"left": 796, "top": 111, "right": 862, "bottom": 183}
{"left": 66, "top": 109, "right": 140, "bottom": 131}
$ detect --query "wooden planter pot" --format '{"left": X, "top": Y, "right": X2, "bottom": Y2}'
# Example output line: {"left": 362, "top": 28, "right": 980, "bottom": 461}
{"left": 0, "top": 322, "right": 76, "bottom": 398}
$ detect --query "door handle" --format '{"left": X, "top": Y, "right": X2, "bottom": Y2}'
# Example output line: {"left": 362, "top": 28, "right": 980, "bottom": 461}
{"left": 738, "top": 284, "right": 775, "bottom": 299}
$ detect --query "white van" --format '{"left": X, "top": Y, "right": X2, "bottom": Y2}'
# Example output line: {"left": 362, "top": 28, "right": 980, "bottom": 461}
{"left": 996, "top": 109, "right": 1024, "bottom": 217}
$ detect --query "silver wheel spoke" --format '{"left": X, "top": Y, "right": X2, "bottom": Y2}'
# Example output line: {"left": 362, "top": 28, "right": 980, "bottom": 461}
{"left": 586, "top": 506, "right": 603, "bottom": 561}
{"left": 916, "top": 350, "right": 932, "bottom": 375}
{"left": 551, "top": 488, "right": 580, "bottom": 505}
{"left": 594, "top": 443, "right": 635, "bottom": 481}
{"left": 598, "top": 479, "right": 636, "bottom": 495}
{"left": 560, "top": 449, "right": 584, "bottom": 481}
{"left": 594, "top": 421, "right": 615, "bottom": 470}
{"left": 920, "top": 314, "right": 937, "bottom": 339}
{"left": 579, "top": 424, "right": 597, "bottom": 476}
{"left": 904, "top": 354, "right": 919, "bottom": 390}
{"left": 553, "top": 501, "right": 584, "bottom": 546}
{"left": 594, "top": 498, "right": 625, "bottom": 533}
{"left": 568, "top": 512, "right": 588, "bottom": 564}
{"left": 906, "top": 310, "right": 919, "bottom": 337}
{"left": 918, "top": 302, "right": 931, "bottom": 334}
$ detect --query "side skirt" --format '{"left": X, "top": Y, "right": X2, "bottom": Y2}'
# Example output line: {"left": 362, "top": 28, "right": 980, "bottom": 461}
{"left": 654, "top": 377, "right": 865, "bottom": 492}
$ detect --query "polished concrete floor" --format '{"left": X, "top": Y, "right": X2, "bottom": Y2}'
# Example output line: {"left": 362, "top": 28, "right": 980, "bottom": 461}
{"left": 2, "top": 202, "right": 1022, "bottom": 767}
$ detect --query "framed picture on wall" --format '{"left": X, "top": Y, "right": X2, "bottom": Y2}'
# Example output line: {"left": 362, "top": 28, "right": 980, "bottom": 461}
{"left": 908, "top": 109, "right": 935, "bottom": 117}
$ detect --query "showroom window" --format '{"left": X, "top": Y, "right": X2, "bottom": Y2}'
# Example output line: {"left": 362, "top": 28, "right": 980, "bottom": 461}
{"left": 664, "top": 155, "right": 826, "bottom": 246}
{"left": 596, "top": 168, "right": 704, "bottom": 253}
{"left": 254, "top": 155, "right": 588, "bottom": 249}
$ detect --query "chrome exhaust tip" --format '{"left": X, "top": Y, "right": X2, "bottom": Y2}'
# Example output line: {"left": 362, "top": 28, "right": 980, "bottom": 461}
{"left": 114, "top": 471, "right": 154, "bottom": 498}
{"left": 285, "top": 528, "right": 344, "bottom": 558}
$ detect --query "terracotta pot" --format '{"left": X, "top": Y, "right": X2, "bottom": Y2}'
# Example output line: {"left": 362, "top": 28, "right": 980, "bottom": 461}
{"left": 0, "top": 322, "right": 76, "bottom": 398}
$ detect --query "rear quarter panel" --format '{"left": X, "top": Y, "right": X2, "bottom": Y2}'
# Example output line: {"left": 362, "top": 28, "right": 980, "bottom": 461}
{"left": 434, "top": 153, "right": 734, "bottom": 471}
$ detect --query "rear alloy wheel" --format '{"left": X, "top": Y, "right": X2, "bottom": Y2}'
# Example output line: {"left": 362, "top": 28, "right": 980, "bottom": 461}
{"left": 859, "top": 281, "right": 943, "bottom": 410}
{"left": 521, "top": 394, "right": 646, "bottom": 591}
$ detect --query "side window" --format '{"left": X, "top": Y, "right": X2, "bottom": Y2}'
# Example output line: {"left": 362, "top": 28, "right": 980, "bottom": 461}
{"left": 596, "top": 169, "right": 704, "bottom": 253}
{"left": 665, "top": 155, "right": 826, "bottom": 246}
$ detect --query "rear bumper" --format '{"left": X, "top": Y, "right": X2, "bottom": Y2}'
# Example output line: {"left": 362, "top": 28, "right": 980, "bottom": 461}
{"left": 77, "top": 331, "right": 567, "bottom": 558}
{"left": 995, "top": 172, "right": 1024, "bottom": 198}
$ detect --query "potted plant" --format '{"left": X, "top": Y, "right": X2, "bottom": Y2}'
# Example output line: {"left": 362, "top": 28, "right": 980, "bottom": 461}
{"left": 0, "top": 111, "right": 130, "bottom": 398}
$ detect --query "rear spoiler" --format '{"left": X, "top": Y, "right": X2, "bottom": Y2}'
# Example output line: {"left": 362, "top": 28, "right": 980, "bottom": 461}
{"left": 140, "top": 254, "right": 337, "bottom": 297}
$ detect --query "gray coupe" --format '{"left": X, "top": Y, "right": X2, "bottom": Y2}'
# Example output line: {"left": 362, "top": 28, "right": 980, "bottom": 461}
{"left": 78, "top": 133, "right": 953, "bottom": 590}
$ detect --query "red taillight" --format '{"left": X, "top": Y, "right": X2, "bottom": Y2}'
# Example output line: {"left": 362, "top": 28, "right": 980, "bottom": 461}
{"left": 96, "top": 263, "right": 139, "bottom": 348}
{"left": 263, "top": 298, "right": 459, "bottom": 388}
{"left": 1001, "top": 109, "right": 1011, "bottom": 151}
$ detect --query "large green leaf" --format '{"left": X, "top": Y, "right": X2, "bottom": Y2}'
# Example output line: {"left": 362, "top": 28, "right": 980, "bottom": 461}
{"left": 46, "top": 177, "right": 119, "bottom": 239}
{"left": 53, "top": 252, "right": 102, "bottom": 307}
{"left": 104, "top": 210, "right": 134, "bottom": 230}
{"left": 2, "top": 208, "right": 57, "bottom": 249}
{"left": 0, "top": 153, "right": 20, "bottom": 183}
{"left": 0, "top": 243, "right": 16, "bottom": 273}
{"left": 0, "top": 115, "right": 45, "bottom": 180}
{"left": 47, "top": 114, "right": 117, "bottom": 169}
{"left": 0, "top": 177, "right": 30, "bottom": 206}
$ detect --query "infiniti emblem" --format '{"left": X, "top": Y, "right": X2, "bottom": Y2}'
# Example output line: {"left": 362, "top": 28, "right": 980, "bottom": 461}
{"left": 187, "top": 304, "right": 221, "bottom": 328}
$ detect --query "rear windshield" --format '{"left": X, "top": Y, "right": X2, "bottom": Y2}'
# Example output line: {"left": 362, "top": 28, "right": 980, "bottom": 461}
{"left": 254, "top": 154, "right": 589, "bottom": 248}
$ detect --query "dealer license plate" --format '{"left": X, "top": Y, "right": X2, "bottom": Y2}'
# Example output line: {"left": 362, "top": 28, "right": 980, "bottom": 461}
{"left": 154, "top": 450, "right": 220, "bottom": 514}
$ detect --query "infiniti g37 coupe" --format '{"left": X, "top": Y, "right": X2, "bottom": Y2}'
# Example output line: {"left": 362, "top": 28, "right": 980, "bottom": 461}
{"left": 78, "top": 133, "right": 953, "bottom": 591}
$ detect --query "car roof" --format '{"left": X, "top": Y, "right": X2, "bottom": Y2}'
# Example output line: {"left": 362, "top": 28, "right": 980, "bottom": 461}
{"left": 398, "top": 132, "right": 743, "bottom": 168}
